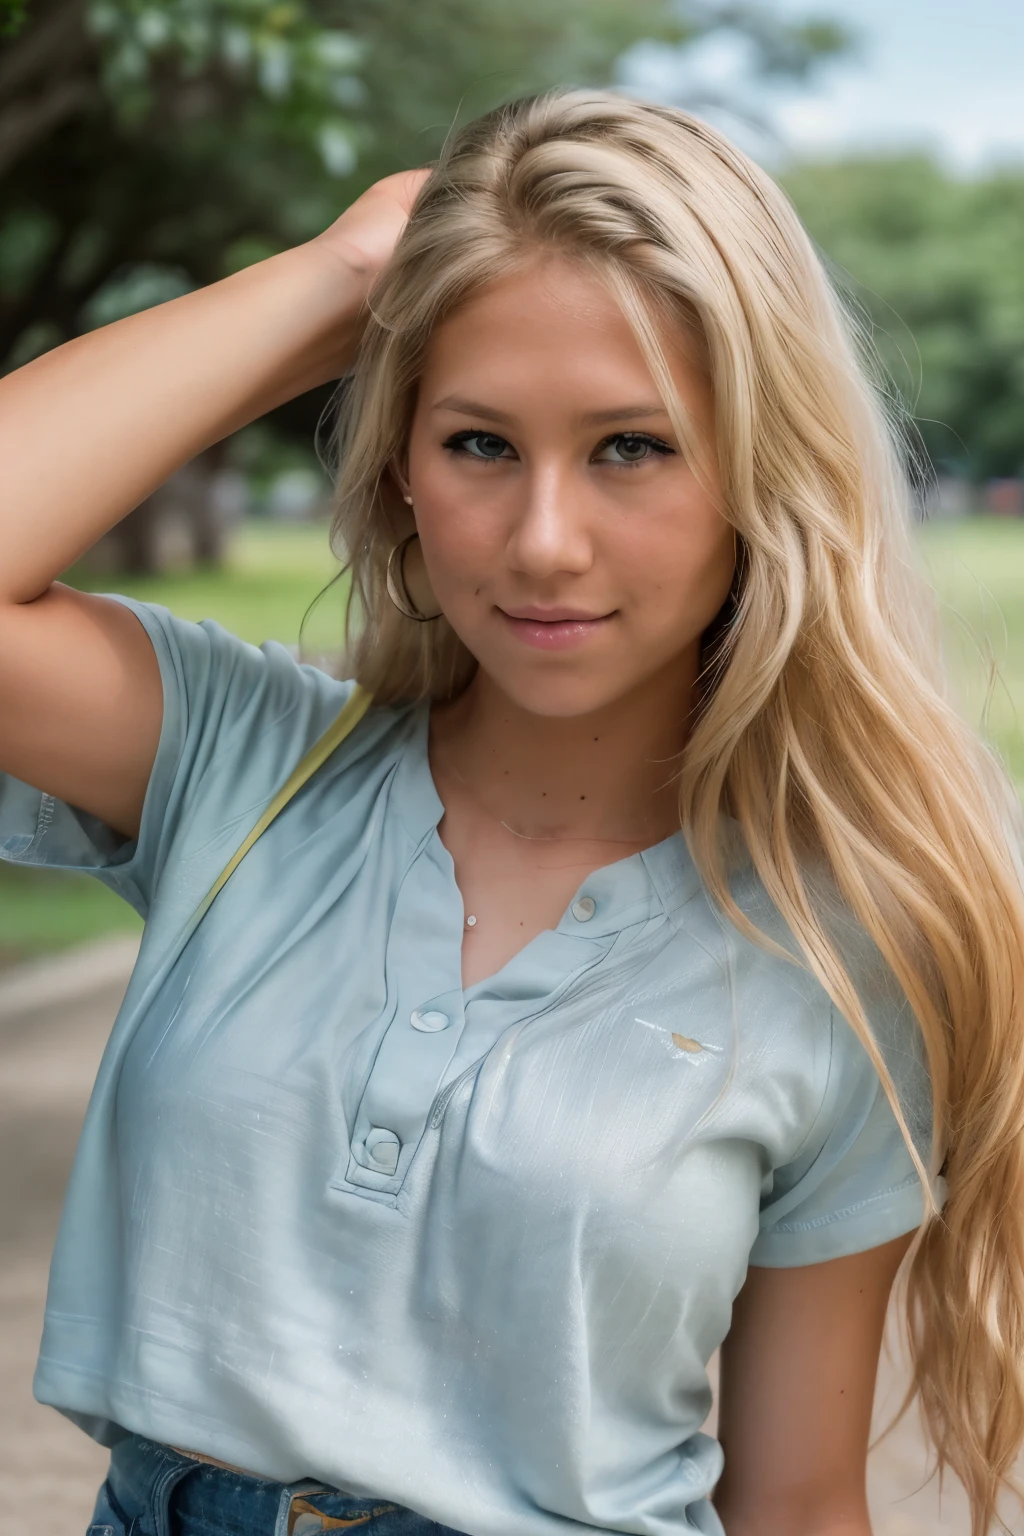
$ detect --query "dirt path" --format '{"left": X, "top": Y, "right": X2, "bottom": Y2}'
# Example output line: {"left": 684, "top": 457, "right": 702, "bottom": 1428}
{"left": 0, "top": 973, "right": 1014, "bottom": 1535}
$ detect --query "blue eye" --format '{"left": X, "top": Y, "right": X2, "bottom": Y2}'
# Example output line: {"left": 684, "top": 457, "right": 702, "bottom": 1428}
{"left": 594, "top": 432, "right": 674, "bottom": 465}
{"left": 441, "top": 428, "right": 673, "bottom": 465}
{"left": 443, "top": 430, "right": 515, "bottom": 461}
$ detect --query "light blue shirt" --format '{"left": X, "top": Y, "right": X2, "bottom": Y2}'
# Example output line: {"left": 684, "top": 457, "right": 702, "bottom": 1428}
{"left": 0, "top": 597, "right": 936, "bottom": 1536}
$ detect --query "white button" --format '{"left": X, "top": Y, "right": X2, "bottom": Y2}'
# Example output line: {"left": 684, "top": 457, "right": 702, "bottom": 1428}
{"left": 410, "top": 1008, "right": 451, "bottom": 1032}
{"left": 364, "top": 1128, "right": 400, "bottom": 1174}
{"left": 571, "top": 896, "right": 596, "bottom": 922}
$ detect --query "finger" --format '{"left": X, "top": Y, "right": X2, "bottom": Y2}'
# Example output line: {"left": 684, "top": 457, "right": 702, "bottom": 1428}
{"left": 396, "top": 166, "right": 434, "bottom": 209}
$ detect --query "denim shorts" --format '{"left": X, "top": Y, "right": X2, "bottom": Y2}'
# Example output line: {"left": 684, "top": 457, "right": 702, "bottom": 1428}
{"left": 87, "top": 1434, "right": 470, "bottom": 1536}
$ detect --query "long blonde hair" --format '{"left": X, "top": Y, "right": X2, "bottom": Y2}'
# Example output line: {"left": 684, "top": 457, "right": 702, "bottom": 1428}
{"left": 325, "top": 89, "right": 1024, "bottom": 1531}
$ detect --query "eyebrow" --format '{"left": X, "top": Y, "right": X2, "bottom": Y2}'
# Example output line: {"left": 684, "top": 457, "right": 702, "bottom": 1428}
{"left": 431, "top": 395, "right": 672, "bottom": 428}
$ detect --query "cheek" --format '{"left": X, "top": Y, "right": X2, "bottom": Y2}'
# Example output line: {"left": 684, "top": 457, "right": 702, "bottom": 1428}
{"left": 617, "top": 499, "right": 734, "bottom": 627}
{"left": 415, "top": 494, "right": 497, "bottom": 592}
{"left": 409, "top": 444, "right": 505, "bottom": 592}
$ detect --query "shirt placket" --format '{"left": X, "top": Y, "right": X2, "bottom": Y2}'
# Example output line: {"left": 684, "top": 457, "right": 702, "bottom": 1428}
{"left": 334, "top": 832, "right": 466, "bottom": 1198}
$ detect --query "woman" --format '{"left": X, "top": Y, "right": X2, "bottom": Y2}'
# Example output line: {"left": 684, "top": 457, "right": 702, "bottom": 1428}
{"left": 1, "top": 89, "right": 1022, "bottom": 1536}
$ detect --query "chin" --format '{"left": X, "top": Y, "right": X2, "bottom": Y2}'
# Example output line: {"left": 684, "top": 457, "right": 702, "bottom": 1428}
{"left": 489, "top": 668, "right": 633, "bottom": 721}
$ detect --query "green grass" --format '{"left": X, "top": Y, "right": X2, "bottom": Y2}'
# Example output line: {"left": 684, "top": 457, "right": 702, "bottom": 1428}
{"left": 2, "top": 515, "right": 1024, "bottom": 969}
{"left": 67, "top": 516, "right": 347, "bottom": 649}
{"left": 916, "top": 518, "right": 1024, "bottom": 788}
{"left": 0, "top": 866, "right": 145, "bottom": 970}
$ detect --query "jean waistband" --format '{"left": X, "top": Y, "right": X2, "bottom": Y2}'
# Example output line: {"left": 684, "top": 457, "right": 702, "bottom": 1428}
{"left": 106, "top": 1434, "right": 402, "bottom": 1536}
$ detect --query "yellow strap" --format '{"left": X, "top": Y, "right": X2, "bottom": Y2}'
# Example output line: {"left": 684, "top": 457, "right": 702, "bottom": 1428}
{"left": 190, "top": 684, "right": 373, "bottom": 929}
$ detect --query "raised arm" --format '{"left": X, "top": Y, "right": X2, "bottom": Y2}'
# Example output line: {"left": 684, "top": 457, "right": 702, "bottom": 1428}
{"left": 0, "top": 169, "right": 427, "bottom": 841}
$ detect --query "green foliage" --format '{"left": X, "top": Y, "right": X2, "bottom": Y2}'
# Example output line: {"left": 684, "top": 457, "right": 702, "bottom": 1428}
{"left": 0, "top": 0, "right": 845, "bottom": 390}
{"left": 86, "top": 0, "right": 363, "bottom": 155}
{"left": 0, "top": 0, "right": 27, "bottom": 36}
{"left": 783, "top": 155, "right": 1024, "bottom": 479}
{"left": 696, "top": 5, "right": 849, "bottom": 80}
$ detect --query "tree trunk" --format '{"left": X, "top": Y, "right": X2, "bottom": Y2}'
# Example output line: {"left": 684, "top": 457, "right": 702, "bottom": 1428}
{"left": 81, "top": 447, "right": 237, "bottom": 576}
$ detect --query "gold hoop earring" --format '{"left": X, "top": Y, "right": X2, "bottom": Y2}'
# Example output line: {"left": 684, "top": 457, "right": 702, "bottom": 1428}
{"left": 385, "top": 532, "right": 443, "bottom": 623}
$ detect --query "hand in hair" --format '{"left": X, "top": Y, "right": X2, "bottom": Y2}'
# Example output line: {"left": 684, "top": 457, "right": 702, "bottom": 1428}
{"left": 312, "top": 167, "right": 433, "bottom": 293}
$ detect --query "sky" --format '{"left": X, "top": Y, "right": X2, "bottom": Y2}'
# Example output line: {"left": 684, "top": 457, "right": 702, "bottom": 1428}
{"left": 622, "top": 0, "right": 1024, "bottom": 171}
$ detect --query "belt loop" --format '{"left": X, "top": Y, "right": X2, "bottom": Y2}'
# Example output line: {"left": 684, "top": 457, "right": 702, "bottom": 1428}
{"left": 274, "top": 1486, "right": 293, "bottom": 1536}
{"left": 274, "top": 1479, "right": 325, "bottom": 1536}
{"left": 150, "top": 1453, "right": 198, "bottom": 1536}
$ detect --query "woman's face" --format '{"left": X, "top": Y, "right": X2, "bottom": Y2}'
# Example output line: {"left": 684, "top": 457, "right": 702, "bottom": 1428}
{"left": 404, "top": 254, "right": 736, "bottom": 720}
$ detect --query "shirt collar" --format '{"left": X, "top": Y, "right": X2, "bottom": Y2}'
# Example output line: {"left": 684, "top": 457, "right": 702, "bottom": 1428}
{"left": 389, "top": 698, "right": 704, "bottom": 938}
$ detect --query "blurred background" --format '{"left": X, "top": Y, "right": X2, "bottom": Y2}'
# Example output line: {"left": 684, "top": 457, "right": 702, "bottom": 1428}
{"left": 1, "top": 2, "right": 1022, "bottom": 1531}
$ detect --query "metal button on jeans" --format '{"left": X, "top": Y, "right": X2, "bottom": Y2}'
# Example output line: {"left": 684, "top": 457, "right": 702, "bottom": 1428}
{"left": 364, "top": 1128, "right": 401, "bottom": 1174}
{"left": 410, "top": 1009, "right": 450, "bottom": 1032}
{"left": 571, "top": 896, "right": 596, "bottom": 922}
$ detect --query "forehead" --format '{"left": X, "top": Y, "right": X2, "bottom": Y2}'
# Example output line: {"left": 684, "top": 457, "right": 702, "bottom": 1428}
{"left": 415, "top": 255, "right": 709, "bottom": 418}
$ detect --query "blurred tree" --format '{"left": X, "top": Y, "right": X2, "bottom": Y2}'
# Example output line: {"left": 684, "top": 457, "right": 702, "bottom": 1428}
{"left": 784, "top": 155, "right": 1024, "bottom": 481}
{"left": 0, "top": 0, "right": 847, "bottom": 567}
{"left": 0, "top": 0, "right": 366, "bottom": 368}
{"left": 0, "top": 0, "right": 847, "bottom": 372}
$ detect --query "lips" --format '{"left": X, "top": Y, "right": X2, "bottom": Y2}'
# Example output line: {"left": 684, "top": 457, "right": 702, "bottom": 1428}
{"left": 501, "top": 605, "right": 609, "bottom": 623}
{"left": 497, "top": 604, "right": 615, "bottom": 652}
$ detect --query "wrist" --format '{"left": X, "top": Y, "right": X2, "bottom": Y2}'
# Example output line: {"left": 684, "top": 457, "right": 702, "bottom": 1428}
{"left": 304, "top": 228, "right": 379, "bottom": 291}
{"left": 253, "top": 240, "right": 372, "bottom": 398}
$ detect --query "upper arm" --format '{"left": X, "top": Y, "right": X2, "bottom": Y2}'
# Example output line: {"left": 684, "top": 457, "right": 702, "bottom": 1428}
{"left": 713, "top": 1234, "right": 913, "bottom": 1535}
{"left": 0, "top": 582, "right": 162, "bottom": 841}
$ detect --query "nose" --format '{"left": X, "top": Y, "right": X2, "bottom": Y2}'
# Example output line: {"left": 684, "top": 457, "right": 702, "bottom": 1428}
{"left": 503, "top": 465, "right": 593, "bottom": 580}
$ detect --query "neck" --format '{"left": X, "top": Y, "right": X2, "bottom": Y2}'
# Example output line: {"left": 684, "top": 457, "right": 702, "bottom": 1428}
{"left": 429, "top": 660, "right": 698, "bottom": 849}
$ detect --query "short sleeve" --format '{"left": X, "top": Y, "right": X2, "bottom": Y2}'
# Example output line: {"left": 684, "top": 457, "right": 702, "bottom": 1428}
{"left": 0, "top": 596, "right": 354, "bottom": 919}
{"left": 749, "top": 988, "right": 944, "bottom": 1268}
